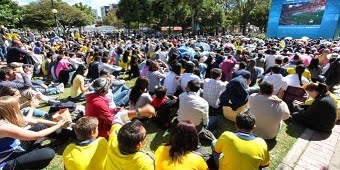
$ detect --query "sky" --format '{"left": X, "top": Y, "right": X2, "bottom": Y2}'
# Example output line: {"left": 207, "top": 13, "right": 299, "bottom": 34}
{"left": 15, "top": 0, "right": 120, "bottom": 16}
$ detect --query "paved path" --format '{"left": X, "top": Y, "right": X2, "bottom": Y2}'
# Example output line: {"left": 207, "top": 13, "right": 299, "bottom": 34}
{"left": 279, "top": 124, "right": 340, "bottom": 170}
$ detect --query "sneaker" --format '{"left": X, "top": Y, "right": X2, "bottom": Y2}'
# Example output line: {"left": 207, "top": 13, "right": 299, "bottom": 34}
{"left": 56, "top": 83, "right": 64, "bottom": 93}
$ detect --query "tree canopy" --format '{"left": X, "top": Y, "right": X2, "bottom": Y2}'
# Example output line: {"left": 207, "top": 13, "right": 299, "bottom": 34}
{"left": 0, "top": 0, "right": 270, "bottom": 36}
{"left": 0, "top": 0, "right": 23, "bottom": 28}
{"left": 116, "top": 0, "right": 270, "bottom": 35}
{"left": 21, "top": 0, "right": 94, "bottom": 39}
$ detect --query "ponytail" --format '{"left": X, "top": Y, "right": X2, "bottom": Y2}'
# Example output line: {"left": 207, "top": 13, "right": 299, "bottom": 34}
{"left": 295, "top": 65, "right": 305, "bottom": 86}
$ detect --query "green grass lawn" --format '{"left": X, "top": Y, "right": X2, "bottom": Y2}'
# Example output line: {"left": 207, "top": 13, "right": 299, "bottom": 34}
{"left": 39, "top": 75, "right": 305, "bottom": 170}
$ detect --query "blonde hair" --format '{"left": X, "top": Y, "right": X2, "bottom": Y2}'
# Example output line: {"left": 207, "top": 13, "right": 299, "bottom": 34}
{"left": 0, "top": 96, "right": 26, "bottom": 127}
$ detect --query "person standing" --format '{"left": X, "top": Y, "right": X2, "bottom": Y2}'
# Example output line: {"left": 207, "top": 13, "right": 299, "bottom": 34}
{"left": 0, "top": 28, "right": 7, "bottom": 62}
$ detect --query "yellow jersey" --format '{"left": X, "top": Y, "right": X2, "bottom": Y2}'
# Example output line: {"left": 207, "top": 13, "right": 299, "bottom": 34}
{"left": 214, "top": 131, "right": 270, "bottom": 170}
{"left": 155, "top": 145, "right": 208, "bottom": 170}
{"left": 105, "top": 124, "right": 155, "bottom": 170}
{"left": 63, "top": 137, "right": 108, "bottom": 170}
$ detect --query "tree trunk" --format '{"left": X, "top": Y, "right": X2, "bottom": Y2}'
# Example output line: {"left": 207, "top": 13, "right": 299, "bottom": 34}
{"left": 242, "top": 23, "right": 246, "bottom": 36}
{"left": 191, "top": 11, "right": 195, "bottom": 36}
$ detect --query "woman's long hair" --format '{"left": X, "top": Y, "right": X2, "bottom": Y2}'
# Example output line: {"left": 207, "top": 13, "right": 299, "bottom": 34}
{"left": 71, "top": 64, "right": 87, "bottom": 85}
{"left": 169, "top": 120, "right": 198, "bottom": 162}
{"left": 308, "top": 58, "right": 320, "bottom": 70}
{"left": 0, "top": 96, "right": 26, "bottom": 127}
{"left": 122, "top": 51, "right": 129, "bottom": 63}
{"left": 129, "top": 77, "right": 149, "bottom": 106}
{"left": 295, "top": 64, "right": 306, "bottom": 86}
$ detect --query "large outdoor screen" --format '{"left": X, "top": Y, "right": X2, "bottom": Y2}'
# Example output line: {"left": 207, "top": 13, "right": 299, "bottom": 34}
{"left": 279, "top": 0, "right": 327, "bottom": 25}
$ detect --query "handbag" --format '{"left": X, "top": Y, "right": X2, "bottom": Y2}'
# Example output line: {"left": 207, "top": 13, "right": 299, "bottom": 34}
{"left": 198, "top": 127, "right": 216, "bottom": 141}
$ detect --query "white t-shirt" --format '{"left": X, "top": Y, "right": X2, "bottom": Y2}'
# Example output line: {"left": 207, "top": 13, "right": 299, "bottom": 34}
{"left": 263, "top": 74, "right": 288, "bottom": 95}
{"left": 285, "top": 74, "right": 309, "bottom": 88}
{"left": 163, "top": 72, "right": 180, "bottom": 95}
{"left": 264, "top": 55, "right": 276, "bottom": 71}
{"left": 180, "top": 73, "right": 201, "bottom": 92}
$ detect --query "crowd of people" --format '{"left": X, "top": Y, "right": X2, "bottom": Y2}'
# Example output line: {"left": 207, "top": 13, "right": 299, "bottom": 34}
{"left": 0, "top": 27, "right": 340, "bottom": 170}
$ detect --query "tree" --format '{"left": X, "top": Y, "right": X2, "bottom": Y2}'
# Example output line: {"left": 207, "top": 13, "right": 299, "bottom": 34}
{"left": 182, "top": 0, "right": 205, "bottom": 35}
{"left": 0, "top": 0, "right": 23, "bottom": 28}
{"left": 249, "top": 3, "right": 270, "bottom": 33}
{"left": 56, "top": 2, "right": 92, "bottom": 39}
{"left": 237, "top": 0, "right": 256, "bottom": 35}
{"left": 22, "top": 0, "right": 55, "bottom": 31}
{"left": 73, "top": 2, "right": 95, "bottom": 24}
{"left": 116, "top": 0, "right": 150, "bottom": 30}
{"left": 103, "top": 13, "right": 124, "bottom": 28}
{"left": 222, "top": 0, "right": 270, "bottom": 35}
{"left": 200, "top": 0, "right": 226, "bottom": 35}
{"left": 22, "top": 0, "right": 93, "bottom": 39}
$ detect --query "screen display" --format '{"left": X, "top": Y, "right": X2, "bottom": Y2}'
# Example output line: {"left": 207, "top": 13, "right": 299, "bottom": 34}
{"left": 279, "top": 0, "right": 327, "bottom": 25}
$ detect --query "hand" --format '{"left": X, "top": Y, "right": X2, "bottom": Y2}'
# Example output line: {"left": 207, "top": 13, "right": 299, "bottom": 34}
{"left": 58, "top": 119, "right": 71, "bottom": 129}
{"left": 172, "top": 95, "right": 178, "bottom": 100}
{"left": 30, "top": 95, "right": 40, "bottom": 108}
{"left": 40, "top": 84, "right": 48, "bottom": 90}
{"left": 269, "top": 95, "right": 282, "bottom": 103}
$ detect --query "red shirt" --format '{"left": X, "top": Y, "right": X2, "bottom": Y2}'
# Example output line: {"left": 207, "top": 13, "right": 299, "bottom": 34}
{"left": 85, "top": 93, "right": 114, "bottom": 139}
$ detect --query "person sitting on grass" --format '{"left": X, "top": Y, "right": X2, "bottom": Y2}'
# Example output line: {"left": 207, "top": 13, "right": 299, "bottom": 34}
{"left": 11, "top": 63, "right": 64, "bottom": 95}
{"left": 69, "top": 64, "right": 91, "bottom": 102}
{"left": 105, "top": 119, "right": 155, "bottom": 170}
{"left": 249, "top": 81, "right": 290, "bottom": 140}
{"left": 155, "top": 120, "right": 208, "bottom": 170}
{"left": 85, "top": 77, "right": 155, "bottom": 140}
{"left": 203, "top": 68, "right": 227, "bottom": 115}
{"left": 129, "top": 77, "right": 152, "bottom": 110}
{"left": 151, "top": 86, "right": 178, "bottom": 129}
{"left": 177, "top": 80, "right": 217, "bottom": 130}
{"left": 291, "top": 83, "right": 338, "bottom": 132}
{"left": 0, "top": 66, "right": 59, "bottom": 106}
{"left": 0, "top": 86, "right": 51, "bottom": 119}
{"left": 100, "top": 69, "right": 129, "bottom": 107}
{"left": 212, "top": 111, "right": 270, "bottom": 170}
{"left": 0, "top": 96, "right": 70, "bottom": 170}
{"left": 63, "top": 116, "right": 108, "bottom": 170}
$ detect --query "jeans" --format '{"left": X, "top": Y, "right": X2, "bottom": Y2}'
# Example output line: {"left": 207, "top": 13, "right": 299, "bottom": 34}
{"left": 3, "top": 124, "right": 70, "bottom": 170}
{"left": 21, "top": 107, "right": 47, "bottom": 118}
{"left": 34, "top": 86, "right": 59, "bottom": 95}
{"left": 68, "top": 71, "right": 76, "bottom": 85}
{"left": 70, "top": 93, "right": 86, "bottom": 101}
{"left": 206, "top": 116, "right": 218, "bottom": 130}
{"left": 0, "top": 43, "right": 7, "bottom": 61}
{"left": 112, "top": 84, "right": 130, "bottom": 107}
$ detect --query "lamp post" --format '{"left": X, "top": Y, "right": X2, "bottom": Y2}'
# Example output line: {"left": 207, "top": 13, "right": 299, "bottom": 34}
{"left": 51, "top": 0, "right": 59, "bottom": 37}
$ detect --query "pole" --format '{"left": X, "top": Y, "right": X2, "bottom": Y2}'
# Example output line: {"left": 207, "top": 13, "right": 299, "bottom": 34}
{"left": 51, "top": 0, "right": 59, "bottom": 37}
